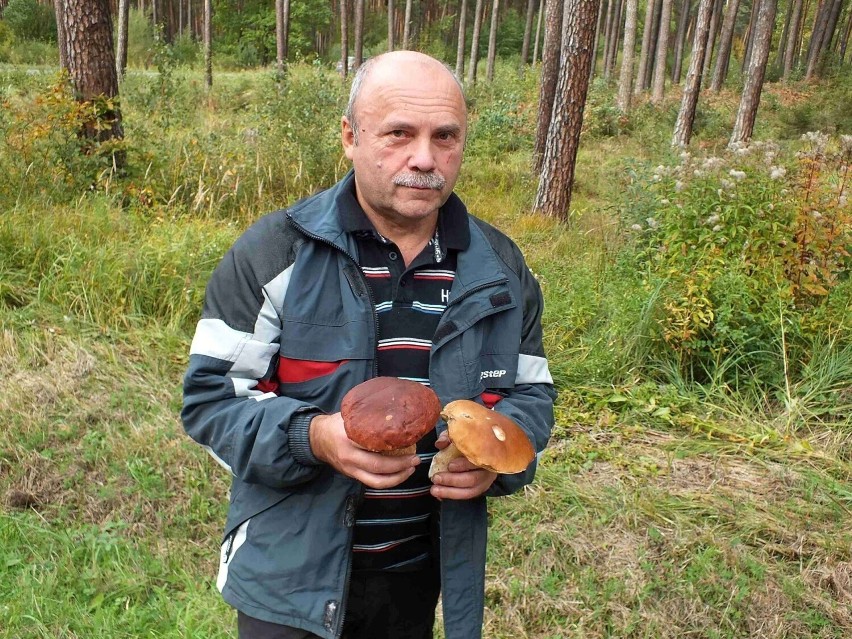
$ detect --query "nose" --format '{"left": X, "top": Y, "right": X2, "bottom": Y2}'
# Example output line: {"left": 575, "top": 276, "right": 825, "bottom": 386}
{"left": 408, "top": 136, "right": 437, "bottom": 173}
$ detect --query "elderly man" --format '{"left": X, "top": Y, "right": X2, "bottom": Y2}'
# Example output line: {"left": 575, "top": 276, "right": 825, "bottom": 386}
{"left": 182, "top": 51, "right": 555, "bottom": 639}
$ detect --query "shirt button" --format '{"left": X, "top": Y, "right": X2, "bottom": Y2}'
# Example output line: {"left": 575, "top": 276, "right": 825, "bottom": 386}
{"left": 388, "top": 251, "right": 398, "bottom": 261}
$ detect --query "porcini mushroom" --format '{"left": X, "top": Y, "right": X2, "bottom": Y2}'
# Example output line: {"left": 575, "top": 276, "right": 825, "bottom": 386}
{"left": 341, "top": 377, "right": 441, "bottom": 455}
{"left": 428, "top": 399, "right": 535, "bottom": 478}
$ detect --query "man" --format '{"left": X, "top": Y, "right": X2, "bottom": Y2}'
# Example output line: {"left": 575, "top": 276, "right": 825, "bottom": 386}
{"left": 182, "top": 51, "right": 555, "bottom": 639}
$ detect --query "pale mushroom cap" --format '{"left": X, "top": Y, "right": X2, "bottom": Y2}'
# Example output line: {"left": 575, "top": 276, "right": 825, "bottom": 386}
{"left": 441, "top": 399, "right": 535, "bottom": 473}
{"left": 342, "top": 377, "right": 441, "bottom": 452}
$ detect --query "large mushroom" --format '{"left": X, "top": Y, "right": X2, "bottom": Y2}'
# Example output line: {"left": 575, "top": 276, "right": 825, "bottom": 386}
{"left": 428, "top": 400, "right": 535, "bottom": 478}
{"left": 341, "top": 377, "right": 441, "bottom": 455}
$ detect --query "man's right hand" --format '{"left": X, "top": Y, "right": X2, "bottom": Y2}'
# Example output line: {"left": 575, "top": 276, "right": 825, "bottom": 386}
{"left": 308, "top": 413, "right": 419, "bottom": 489}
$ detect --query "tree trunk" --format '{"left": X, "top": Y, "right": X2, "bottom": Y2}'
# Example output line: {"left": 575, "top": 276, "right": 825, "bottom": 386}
{"left": 672, "top": 0, "right": 691, "bottom": 81}
{"left": 403, "top": 0, "right": 413, "bottom": 46}
{"left": 601, "top": 0, "right": 616, "bottom": 79}
{"left": 588, "top": 0, "right": 604, "bottom": 79}
{"left": 388, "top": 0, "right": 395, "bottom": 50}
{"left": 775, "top": 0, "right": 794, "bottom": 68}
{"left": 116, "top": 0, "right": 130, "bottom": 81}
{"left": 651, "top": 0, "right": 674, "bottom": 101}
{"left": 840, "top": 3, "right": 852, "bottom": 61}
{"left": 729, "top": 0, "right": 777, "bottom": 146}
{"left": 276, "top": 0, "right": 290, "bottom": 76}
{"left": 616, "top": 0, "right": 639, "bottom": 111}
{"left": 710, "top": 0, "right": 741, "bottom": 89}
{"left": 204, "top": 0, "right": 212, "bottom": 89}
{"left": 782, "top": 0, "right": 804, "bottom": 76}
{"left": 701, "top": 0, "right": 724, "bottom": 82}
{"left": 817, "top": 0, "right": 844, "bottom": 58}
{"left": 534, "top": 0, "right": 565, "bottom": 171}
{"left": 354, "top": 0, "right": 364, "bottom": 68}
{"left": 60, "top": 0, "right": 124, "bottom": 153}
{"left": 55, "top": 0, "right": 68, "bottom": 70}
{"left": 521, "top": 0, "right": 537, "bottom": 69}
{"left": 741, "top": 0, "right": 762, "bottom": 71}
{"left": 534, "top": 0, "right": 601, "bottom": 220}
{"left": 605, "top": 0, "right": 625, "bottom": 78}
{"left": 643, "top": 0, "right": 664, "bottom": 88}
{"left": 636, "top": 0, "right": 657, "bottom": 93}
{"left": 486, "top": 0, "right": 499, "bottom": 81}
{"left": 534, "top": 0, "right": 546, "bottom": 63}
{"left": 467, "top": 0, "right": 485, "bottom": 84}
{"left": 340, "top": 0, "right": 349, "bottom": 78}
{"left": 672, "top": 0, "right": 714, "bottom": 146}
{"left": 455, "top": 0, "right": 468, "bottom": 78}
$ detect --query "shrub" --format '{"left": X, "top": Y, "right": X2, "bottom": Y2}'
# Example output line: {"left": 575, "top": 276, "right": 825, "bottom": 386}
{"left": 3, "top": 0, "right": 56, "bottom": 42}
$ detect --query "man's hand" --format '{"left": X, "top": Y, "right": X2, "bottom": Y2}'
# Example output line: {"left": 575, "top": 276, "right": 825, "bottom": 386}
{"left": 429, "top": 431, "right": 497, "bottom": 500}
{"left": 309, "top": 413, "right": 419, "bottom": 489}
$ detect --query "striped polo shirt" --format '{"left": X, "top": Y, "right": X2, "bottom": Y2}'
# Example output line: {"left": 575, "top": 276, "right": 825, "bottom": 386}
{"left": 339, "top": 185, "right": 470, "bottom": 572}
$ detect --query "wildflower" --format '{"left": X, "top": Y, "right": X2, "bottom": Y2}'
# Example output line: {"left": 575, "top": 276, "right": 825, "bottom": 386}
{"left": 811, "top": 211, "right": 823, "bottom": 220}
{"left": 702, "top": 157, "right": 722, "bottom": 170}
{"left": 729, "top": 169, "right": 746, "bottom": 181}
{"left": 693, "top": 169, "right": 703, "bottom": 178}
{"left": 646, "top": 218, "right": 660, "bottom": 229}
{"left": 841, "top": 135, "right": 852, "bottom": 157}
{"left": 675, "top": 180, "right": 685, "bottom": 192}
{"left": 720, "top": 179, "right": 735, "bottom": 190}
{"left": 770, "top": 166, "right": 786, "bottom": 180}
{"left": 631, "top": 224, "right": 643, "bottom": 231}
{"left": 706, "top": 214, "right": 720, "bottom": 225}
{"left": 652, "top": 174, "right": 661, "bottom": 182}
{"left": 712, "top": 225, "right": 723, "bottom": 232}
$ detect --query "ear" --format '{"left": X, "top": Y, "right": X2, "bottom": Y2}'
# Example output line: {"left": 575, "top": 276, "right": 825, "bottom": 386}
{"left": 341, "top": 116, "right": 356, "bottom": 160}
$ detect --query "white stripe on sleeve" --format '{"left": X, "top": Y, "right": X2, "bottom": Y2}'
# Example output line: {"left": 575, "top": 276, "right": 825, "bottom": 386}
{"left": 516, "top": 353, "right": 553, "bottom": 385}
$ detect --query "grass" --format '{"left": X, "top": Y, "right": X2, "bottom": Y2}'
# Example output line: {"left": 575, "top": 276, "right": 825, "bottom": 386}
{"left": 1, "top": 60, "right": 851, "bottom": 637}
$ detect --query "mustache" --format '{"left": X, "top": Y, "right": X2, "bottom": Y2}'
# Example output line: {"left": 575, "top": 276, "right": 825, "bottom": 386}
{"left": 393, "top": 171, "right": 446, "bottom": 190}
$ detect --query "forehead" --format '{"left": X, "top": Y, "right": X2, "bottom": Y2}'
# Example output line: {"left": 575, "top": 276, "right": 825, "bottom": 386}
{"left": 356, "top": 64, "right": 467, "bottom": 128}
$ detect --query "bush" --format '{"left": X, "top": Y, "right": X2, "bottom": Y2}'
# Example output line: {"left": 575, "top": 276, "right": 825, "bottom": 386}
{"left": 3, "top": 0, "right": 56, "bottom": 42}
{"left": 618, "top": 134, "right": 852, "bottom": 388}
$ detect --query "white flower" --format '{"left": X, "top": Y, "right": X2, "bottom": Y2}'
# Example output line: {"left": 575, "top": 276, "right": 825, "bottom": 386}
{"left": 631, "top": 224, "right": 643, "bottom": 231}
{"left": 812, "top": 211, "right": 823, "bottom": 220}
{"left": 729, "top": 169, "right": 746, "bottom": 181}
{"left": 675, "top": 180, "right": 685, "bottom": 192}
{"left": 720, "top": 179, "right": 735, "bottom": 190}
{"left": 770, "top": 166, "right": 786, "bottom": 180}
{"left": 712, "top": 225, "right": 723, "bottom": 232}
{"left": 706, "top": 214, "right": 720, "bottom": 225}
{"left": 660, "top": 199, "right": 670, "bottom": 205}
{"left": 646, "top": 218, "right": 660, "bottom": 229}
{"left": 693, "top": 169, "right": 703, "bottom": 177}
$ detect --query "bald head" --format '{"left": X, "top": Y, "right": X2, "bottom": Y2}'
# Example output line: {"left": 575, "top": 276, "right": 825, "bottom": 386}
{"left": 345, "top": 52, "right": 466, "bottom": 144}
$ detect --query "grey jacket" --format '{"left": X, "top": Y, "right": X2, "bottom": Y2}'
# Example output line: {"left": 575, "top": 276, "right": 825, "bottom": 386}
{"left": 181, "top": 172, "right": 556, "bottom": 639}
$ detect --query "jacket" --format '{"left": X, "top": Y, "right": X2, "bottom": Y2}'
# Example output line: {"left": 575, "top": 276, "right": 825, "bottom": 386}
{"left": 181, "top": 171, "right": 556, "bottom": 639}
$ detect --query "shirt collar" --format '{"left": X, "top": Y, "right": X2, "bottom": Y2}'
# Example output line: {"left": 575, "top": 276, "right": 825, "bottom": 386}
{"left": 338, "top": 178, "right": 471, "bottom": 256}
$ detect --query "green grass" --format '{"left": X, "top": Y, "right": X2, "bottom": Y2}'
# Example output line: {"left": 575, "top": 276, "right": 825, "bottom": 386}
{"left": 2, "top": 61, "right": 851, "bottom": 638}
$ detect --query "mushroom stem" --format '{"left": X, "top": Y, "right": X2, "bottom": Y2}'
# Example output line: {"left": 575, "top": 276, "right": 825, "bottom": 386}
{"left": 428, "top": 442, "right": 466, "bottom": 479}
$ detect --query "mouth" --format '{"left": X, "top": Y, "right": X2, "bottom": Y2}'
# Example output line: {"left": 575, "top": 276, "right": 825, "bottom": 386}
{"left": 393, "top": 172, "right": 446, "bottom": 191}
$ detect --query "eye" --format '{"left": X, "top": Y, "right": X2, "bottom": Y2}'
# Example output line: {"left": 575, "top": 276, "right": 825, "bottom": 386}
{"left": 390, "top": 129, "right": 406, "bottom": 138}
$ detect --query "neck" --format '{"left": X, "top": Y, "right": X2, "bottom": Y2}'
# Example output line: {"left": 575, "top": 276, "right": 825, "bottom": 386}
{"left": 359, "top": 208, "right": 439, "bottom": 268}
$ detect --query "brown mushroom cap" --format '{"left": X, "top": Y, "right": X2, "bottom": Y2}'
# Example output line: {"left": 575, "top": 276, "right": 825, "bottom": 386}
{"left": 341, "top": 377, "right": 441, "bottom": 453}
{"left": 441, "top": 399, "right": 535, "bottom": 473}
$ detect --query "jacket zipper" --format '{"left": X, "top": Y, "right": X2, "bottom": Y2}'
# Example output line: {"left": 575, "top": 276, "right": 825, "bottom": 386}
{"left": 287, "top": 216, "right": 376, "bottom": 636}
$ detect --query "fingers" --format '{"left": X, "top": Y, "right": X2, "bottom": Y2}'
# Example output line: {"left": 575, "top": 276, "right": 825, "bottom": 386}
{"left": 430, "top": 465, "right": 497, "bottom": 500}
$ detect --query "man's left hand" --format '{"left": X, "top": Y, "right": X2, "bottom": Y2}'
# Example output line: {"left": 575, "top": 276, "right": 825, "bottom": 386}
{"left": 429, "top": 431, "right": 497, "bottom": 500}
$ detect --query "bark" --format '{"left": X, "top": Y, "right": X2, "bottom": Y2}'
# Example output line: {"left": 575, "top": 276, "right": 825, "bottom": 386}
{"left": 340, "top": 0, "right": 349, "bottom": 78}
{"left": 606, "top": 0, "right": 626, "bottom": 78}
{"left": 354, "top": 0, "right": 364, "bottom": 68}
{"left": 643, "top": 0, "right": 664, "bottom": 88}
{"left": 204, "top": 0, "right": 212, "bottom": 89}
{"left": 55, "top": 0, "right": 68, "bottom": 70}
{"left": 701, "top": 0, "right": 724, "bottom": 83}
{"left": 533, "top": 0, "right": 601, "bottom": 220}
{"left": 672, "top": 0, "right": 691, "bottom": 81}
{"left": 116, "top": 0, "right": 130, "bottom": 81}
{"left": 818, "top": 0, "right": 845, "bottom": 56}
{"left": 775, "top": 0, "right": 794, "bottom": 68}
{"left": 651, "top": 0, "right": 674, "bottom": 101}
{"left": 521, "top": 0, "right": 538, "bottom": 69}
{"left": 616, "top": 0, "right": 639, "bottom": 111}
{"left": 672, "top": 0, "right": 714, "bottom": 146}
{"left": 455, "top": 0, "right": 468, "bottom": 78}
{"left": 60, "top": 0, "right": 124, "bottom": 150}
{"left": 403, "top": 0, "right": 413, "bottom": 46}
{"left": 710, "top": 0, "right": 741, "bottom": 89}
{"left": 388, "top": 0, "right": 395, "bottom": 50}
{"left": 729, "top": 0, "right": 777, "bottom": 146}
{"left": 601, "top": 0, "right": 616, "bottom": 79}
{"left": 486, "top": 0, "right": 499, "bottom": 81}
{"left": 841, "top": 4, "right": 852, "bottom": 61}
{"left": 467, "top": 0, "right": 485, "bottom": 84}
{"left": 805, "top": 0, "right": 830, "bottom": 77}
{"left": 781, "top": 0, "right": 804, "bottom": 76}
{"left": 276, "top": 0, "right": 290, "bottom": 75}
{"left": 534, "top": 0, "right": 546, "bottom": 63}
{"left": 589, "top": 0, "right": 604, "bottom": 79}
{"left": 742, "top": 0, "right": 762, "bottom": 71}
{"left": 534, "top": 0, "right": 565, "bottom": 171}
{"left": 636, "top": 0, "right": 657, "bottom": 92}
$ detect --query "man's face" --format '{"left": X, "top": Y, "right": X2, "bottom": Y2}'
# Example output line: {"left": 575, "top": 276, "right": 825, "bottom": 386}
{"left": 342, "top": 58, "right": 467, "bottom": 229}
